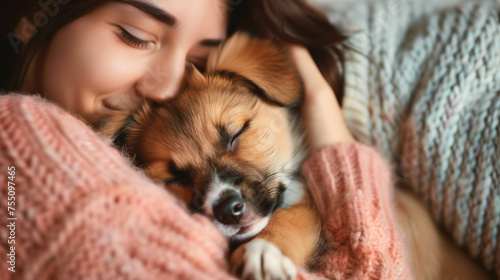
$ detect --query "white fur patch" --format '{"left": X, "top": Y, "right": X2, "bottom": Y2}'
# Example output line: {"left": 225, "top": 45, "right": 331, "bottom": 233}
{"left": 213, "top": 222, "right": 240, "bottom": 237}
{"left": 231, "top": 217, "right": 270, "bottom": 242}
{"left": 203, "top": 175, "right": 238, "bottom": 216}
{"left": 279, "top": 112, "right": 307, "bottom": 208}
{"left": 279, "top": 173, "right": 305, "bottom": 208}
{"left": 242, "top": 238, "right": 297, "bottom": 280}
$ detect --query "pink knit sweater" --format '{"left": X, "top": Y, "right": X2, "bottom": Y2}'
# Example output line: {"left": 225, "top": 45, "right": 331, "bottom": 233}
{"left": 0, "top": 95, "right": 412, "bottom": 280}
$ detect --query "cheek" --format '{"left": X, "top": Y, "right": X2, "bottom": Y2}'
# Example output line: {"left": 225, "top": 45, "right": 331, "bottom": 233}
{"left": 40, "top": 17, "right": 143, "bottom": 112}
{"left": 168, "top": 185, "right": 194, "bottom": 207}
{"left": 263, "top": 126, "right": 293, "bottom": 168}
{"left": 261, "top": 109, "right": 293, "bottom": 163}
{"left": 146, "top": 161, "right": 194, "bottom": 206}
{"left": 241, "top": 117, "right": 293, "bottom": 169}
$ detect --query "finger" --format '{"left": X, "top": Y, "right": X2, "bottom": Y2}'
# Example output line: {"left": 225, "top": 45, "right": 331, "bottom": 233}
{"left": 289, "top": 46, "right": 330, "bottom": 95}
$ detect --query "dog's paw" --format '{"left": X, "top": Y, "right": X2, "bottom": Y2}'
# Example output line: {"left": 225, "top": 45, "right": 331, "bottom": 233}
{"left": 231, "top": 238, "right": 297, "bottom": 280}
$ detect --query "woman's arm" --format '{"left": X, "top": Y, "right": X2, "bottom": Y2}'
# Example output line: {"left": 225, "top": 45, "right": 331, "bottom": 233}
{"left": 291, "top": 47, "right": 413, "bottom": 279}
{"left": 291, "top": 46, "right": 355, "bottom": 151}
{"left": 0, "top": 95, "right": 235, "bottom": 280}
{"left": 301, "top": 143, "right": 412, "bottom": 279}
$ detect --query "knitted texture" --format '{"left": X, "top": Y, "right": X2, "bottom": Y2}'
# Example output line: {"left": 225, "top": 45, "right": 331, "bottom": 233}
{"left": 0, "top": 95, "right": 411, "bottom": 279}
{"left": 0, "top": 95, "right": 231, "bottom": 280}
{"left": 313, "top": 0, "right": 500, "bottom": 276}
{"left": 301, "top": 144, "right": 412, "bottom": 280}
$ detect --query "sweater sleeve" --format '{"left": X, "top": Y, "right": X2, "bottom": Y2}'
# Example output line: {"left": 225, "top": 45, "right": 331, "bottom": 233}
{"left": 0, "top": 95, "right": 411, "bottom": 280}
{"left": 300, "top": 143, "right": 412, "bottom": 280}
{"left": 0, "top": 95, "right": 236, "bottom": 280}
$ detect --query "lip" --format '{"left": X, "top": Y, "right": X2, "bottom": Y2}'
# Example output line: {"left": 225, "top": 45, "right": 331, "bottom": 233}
{"left": 231, "top": 217, "right": 270, "bottom": 242}
{"left": 236, "top": 225, "right": 254, "bottom": 235}
{"left": 237, "top": 220, "right": 258, "bottom": 233}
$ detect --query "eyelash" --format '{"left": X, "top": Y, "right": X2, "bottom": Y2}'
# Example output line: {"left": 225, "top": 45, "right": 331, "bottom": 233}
{"left": 118, "top": 26, "right": 150, "bottom": 49}
{"left": 164, "top": 178, "right": 179, "bottom": 185}
{"left": 117, "top": 26, "right": 206, "bottom": 71}
{"left": 227, "top": 120, "right": 250, "bottom": 151}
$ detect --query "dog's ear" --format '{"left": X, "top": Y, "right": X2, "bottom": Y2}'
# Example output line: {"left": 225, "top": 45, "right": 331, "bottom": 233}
{"left": 207, "top": 32, "right": 304, "bottom": 108}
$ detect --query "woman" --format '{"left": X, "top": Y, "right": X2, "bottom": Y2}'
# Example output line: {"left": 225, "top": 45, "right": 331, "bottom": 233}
{"left": 0, "top": 0, "right": 495, "bottom": 279}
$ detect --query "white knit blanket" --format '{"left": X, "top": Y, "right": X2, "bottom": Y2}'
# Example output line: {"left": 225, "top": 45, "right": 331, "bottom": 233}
{"left": 314, "top": 0, "right": 500, "bottom": 276}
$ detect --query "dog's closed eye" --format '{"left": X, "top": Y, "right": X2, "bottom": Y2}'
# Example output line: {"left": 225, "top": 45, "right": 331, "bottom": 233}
{"left": 219, "top": 120, "right": 250, "bottom": 151}
{"left": 165, "top": 160, "right": 194, "bottom": 186}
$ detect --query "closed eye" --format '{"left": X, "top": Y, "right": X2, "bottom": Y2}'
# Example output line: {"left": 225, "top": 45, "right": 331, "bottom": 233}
{"left": 118, "top": 26, "right": 151, "bottom": 49}
{"left": 230, "top": 124, "right": 246, "bottom": 147}
{"left": 164, "top": 175, "right": 194, "bottom": 187}
{"left": 165, "top": 160, "right": 194, "bottom": 186}
{"left": 164, "top": 177, "right": 180, "bottom": 185}
{"left": 220, "top": 120, "right": 250, "bottom": 151}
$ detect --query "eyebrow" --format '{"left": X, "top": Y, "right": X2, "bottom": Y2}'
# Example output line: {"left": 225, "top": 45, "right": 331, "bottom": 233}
{"left": 117, "top": 0, "right": 178, "bottom": 27}
{"left": 117, "top": 0, "right": 223, "bottom": 47}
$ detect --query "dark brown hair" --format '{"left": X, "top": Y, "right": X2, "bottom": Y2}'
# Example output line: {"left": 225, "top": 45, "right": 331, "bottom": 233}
{"left": 0, "top": 0, "right": 348, "bottom": 103}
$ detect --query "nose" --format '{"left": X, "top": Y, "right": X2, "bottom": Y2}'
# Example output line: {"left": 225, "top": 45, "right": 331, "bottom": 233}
{"left": 136, "top": 55, "right": 187, "bottom": 102}
{"left": 213, "top": 192, "right": 245, "bottom": 225}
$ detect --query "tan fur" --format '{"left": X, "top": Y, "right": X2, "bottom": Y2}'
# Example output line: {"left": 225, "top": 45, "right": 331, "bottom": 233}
{"left": 257, "top": 194, "right": 322, "bottom": 267}
{"left": 231, "top": 193, "right": 322, "bottom": 269}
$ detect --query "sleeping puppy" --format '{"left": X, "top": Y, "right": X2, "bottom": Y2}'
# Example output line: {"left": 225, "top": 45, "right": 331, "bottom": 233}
{"left": 100, "top": 32, "right": 493, "bottom": 280}
{"left": 101, "top": 32, "right": 322, "bottom": 280}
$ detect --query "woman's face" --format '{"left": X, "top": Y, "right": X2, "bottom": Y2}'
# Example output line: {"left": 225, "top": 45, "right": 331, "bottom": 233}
{"left": 22, "top": 0, "right": 227, "bottom": 125}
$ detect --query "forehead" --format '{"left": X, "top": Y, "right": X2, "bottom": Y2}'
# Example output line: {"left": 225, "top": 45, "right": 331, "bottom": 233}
{"left": 170, "top": 83, "right": 259, "bottom": 133}
{"left": 149, "top": 0, "right": 228, "bottom": 35}
{"left": 141, "top": 83, "right": 257, "bottom": 156}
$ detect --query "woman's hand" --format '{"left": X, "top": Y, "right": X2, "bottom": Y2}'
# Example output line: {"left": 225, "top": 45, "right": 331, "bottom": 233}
{"left": 290, "top": 46, "right": 355, "bottom": 154}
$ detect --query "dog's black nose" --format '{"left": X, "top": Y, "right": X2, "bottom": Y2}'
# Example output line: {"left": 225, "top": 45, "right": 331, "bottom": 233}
{"left": 213, "top": 192, "right": 244, "bottom": 225}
